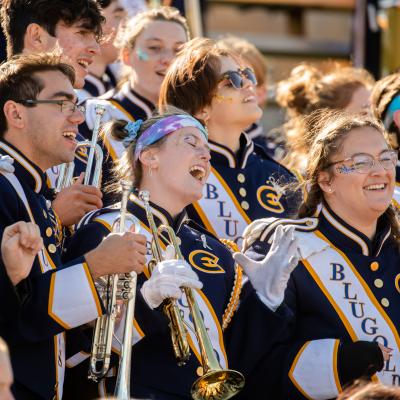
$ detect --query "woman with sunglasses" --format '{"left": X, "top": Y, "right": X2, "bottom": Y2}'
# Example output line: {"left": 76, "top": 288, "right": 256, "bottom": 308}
{"left": 62, "top": 110, "right": 298, "bottom": 399}
{"left": 80, "top": 6, "right": 190, "bottom": 203}
{"left": 371, "top": 72, "right": 400, "bottom": 209}
{"left": 159, "top": 38, "right": 298, "bottom": 245}
{"left": 237, "top": 111, "right": 399, "bottom": 399}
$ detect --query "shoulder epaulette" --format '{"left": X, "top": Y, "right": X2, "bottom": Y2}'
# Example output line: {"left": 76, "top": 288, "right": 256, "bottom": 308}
{"left": 243, "top": 216, "right": 318, "bottom": 250}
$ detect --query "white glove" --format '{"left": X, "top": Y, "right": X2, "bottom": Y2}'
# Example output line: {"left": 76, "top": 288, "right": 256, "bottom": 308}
{"left": 0, "top": 155, "right": 14, "bottom": 173}
{"left": 140, "top": 258, "right": 203, "bottom": 309}
{"left": 233, "top": 225, "right": 299, "bottom": 311}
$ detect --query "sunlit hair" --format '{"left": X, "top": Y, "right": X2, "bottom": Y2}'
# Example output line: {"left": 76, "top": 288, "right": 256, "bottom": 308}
{"left": 102, "top": 106, "right": 196, "bottom": 192}
{"left": 159, "top": 37, "right": 240, "bottom": 119}
{"left": 217, "top": 35, "right": 267, "bottom": 87}
{"left": 276, "top": 63, "right": 374, "bottom": 171}
{"left": 337, "top": 379, "right": 400, "bottom": 400}
{"left": 114, "top": 6, "right": 190, "bottom": 51}
{"left": 296, "top": 110, "right": 400, "bottom": 243}
{"left": 371, "top": 72, "right": 400, "bottom": 149}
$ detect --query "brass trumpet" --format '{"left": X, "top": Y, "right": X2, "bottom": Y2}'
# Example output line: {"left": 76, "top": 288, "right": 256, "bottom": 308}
{"left": 56, "top": 104, "right": 105, "bottom": 191}
{"left": 89, "top": 180, "right": 140, "bottom": 400}
{"left": 138, "top": 190, "right": 245, "bottom": 400}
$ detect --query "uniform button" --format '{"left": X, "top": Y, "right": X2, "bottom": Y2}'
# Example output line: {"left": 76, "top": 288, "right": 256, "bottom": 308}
{"left": 237, "top": 173, "right": 245, "bottom": 183}
{"left": 374, "top": 279, "right": 383, "bottom": 288}
{"left": 196, "top": 366, "right": 203, "bottom": 377}
{"left": 48, "top": 244, "right": 57, "bottom": 254}
{"left": 306, "top": 220, "right": 313, "bottom": 226}
{"left": 46, "top": 227, "right": 53, "bottom": 237}
{"left": 241, "top": 201, "right": 249, "bottom": 210}
{"left": 370, "top": 261, "right": 379, "bottom": 272}
{"left": 239, "top": 188, "right": 247, "bottom": 197}
{"left": 175, "top": 237, "right": 182, "bottom": 246}
{"left": 381, "top": 298, "right": 390, "bottom": 307}
{"left": 43, "top": 210, "right": 48, "bottom": 218}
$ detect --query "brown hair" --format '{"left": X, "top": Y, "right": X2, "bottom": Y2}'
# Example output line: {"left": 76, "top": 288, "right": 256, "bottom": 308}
{"left": 104, "top": 107, "right": 195, "bottom": 191}
{"left": 371, "top": 72, "right": 400, "bottom": 149}
{"left": 337, "top": 380, "right": 400, "bottom": 400}
{"left": 217, "top": 35, "right": 267, "bottom": 87}
{"left": 0, "top": 53, "right": 75, "bottom": 138}
{"left": 159, "top": 37, "right": 239, "bottom": 118}
{"left": 0, "top": 0, "right": 104, "bottom": 59}
{"left": 115, "top": 6, "right": 190, "bottom": 51}
{"left": 277, "top": 63, "right": 374, "bottom": 171}
{"left": 297, "top": 110, "right": 400, "bottom": 243}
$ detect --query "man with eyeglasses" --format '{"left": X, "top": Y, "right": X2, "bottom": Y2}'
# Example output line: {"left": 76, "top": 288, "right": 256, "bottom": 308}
{"left": 0, "top": 53, "right": 147, "bottom": 400}
{"left": 0, "top": 0, "right": 105, "bottom": 228}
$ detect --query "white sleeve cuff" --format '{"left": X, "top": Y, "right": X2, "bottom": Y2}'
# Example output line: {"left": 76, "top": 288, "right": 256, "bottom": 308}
{"left": 289, "top": 339, "right": 342, "bottom": 399}
{"left": 48, "top": 263, "right": 102, "bottom": 329}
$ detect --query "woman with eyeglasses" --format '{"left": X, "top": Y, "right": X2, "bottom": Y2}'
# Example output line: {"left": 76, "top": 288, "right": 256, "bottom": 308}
{"left": 237, "top": 111, "right": 399, "bottom": 399}
{"left": 62, "top": 110, "right": 297, "bottom": 399}
{"left": 80, "top": 6, "right": 190, "bottom": 204}
{"left": 159, "top": 38, "right": 299, "bottom": 245}
{"left": 371, "top": 72, "right": 400, "bottom": 209}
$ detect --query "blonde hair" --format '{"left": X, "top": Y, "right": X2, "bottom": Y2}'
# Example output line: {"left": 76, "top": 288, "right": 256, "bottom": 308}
{"left": 277, "top": 63, "right": 375, "bottom": 171}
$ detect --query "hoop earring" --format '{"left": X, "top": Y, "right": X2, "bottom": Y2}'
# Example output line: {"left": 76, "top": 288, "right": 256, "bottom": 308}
{"left": 148, "top": 167, "right": 153, "bottom": 177}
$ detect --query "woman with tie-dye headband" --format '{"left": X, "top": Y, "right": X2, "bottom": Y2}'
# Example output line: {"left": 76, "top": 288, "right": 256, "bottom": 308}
{"left": 63, "top": 109, "right": 299, "bottom": 399}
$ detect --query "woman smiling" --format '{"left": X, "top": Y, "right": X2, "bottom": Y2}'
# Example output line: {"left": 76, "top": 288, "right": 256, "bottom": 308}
{"left": 238, "top": 111, "right": 400, "bottom": 399}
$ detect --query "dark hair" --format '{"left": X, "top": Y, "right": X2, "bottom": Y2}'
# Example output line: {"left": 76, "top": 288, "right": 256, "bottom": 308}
{"left": 277, "top": 63, "right": 374, "bottom": 171}
{"left": 103, "top": 106, "right": 195, "bottom": 191}
{"left": 371, "top": 72, "right": 400, "bottom": 149}
{"left": 337, "top": 379, "right": 400, "bottom": 399}
{"left": 0, "top": 53, "right": 75, "bottom": 138}
{"left": 296, "top": 110, "right": 400, "bottom": 244}
{"left": 159, "top": 37, "right": 239, "bottom": 118}
{"left": 0, "top": 0, "right": 104, "bottom": 58}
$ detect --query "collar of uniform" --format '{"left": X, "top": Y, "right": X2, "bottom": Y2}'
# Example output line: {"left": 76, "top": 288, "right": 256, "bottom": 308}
{"left": 0, "top": 140, "right": 45, "bottom": 194}
{"left": 83, "top": 73, "right": 107, "bottom": 98}
{"left": 319, "top": 203, "right": 392, "bottom": 257}
{"left": 115, "top": 81, "right": 155, "bottom": 117}
{"left": 209, "top": 133, "right": 254, "bottom": 169}
{"left": 129, "top": 192, "right": 188, "bottom": 232}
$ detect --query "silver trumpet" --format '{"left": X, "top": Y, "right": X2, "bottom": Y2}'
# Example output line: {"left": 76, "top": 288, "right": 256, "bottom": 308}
{"left": 89, "top": 180, "right": 140, "bottom": 400}
{"left": 56, "top": 104, "right": 105, "bottom": 191}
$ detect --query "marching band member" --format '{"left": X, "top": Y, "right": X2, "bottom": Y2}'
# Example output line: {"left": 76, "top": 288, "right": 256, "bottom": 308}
{"left": 63, "top": 110, "right": 297, "bottom": 399}
{"left": 216, "top": 36, "right": 274, "bottom": 157}
{"left": 0, "top": 53, "right": 146, "bottom": 399}
{"left": 81, "top": 6, "right": 190, "bottom": 205}
{"left": 276, "top": 63, "right": 374, "bottom": 174}
{"left": 371, "top": 72, "right": 400, "bottom": 209}
{"left": 0, "top": 0, "right": 104, "bottom": 226}
{"left": 159, "top": 38, "right": 298, "bottom": 244}
{"left": 77, "top": 0, "right": 127, "bottom": 103}
{"left": 239, "top": 111, "right": 398, "bottom": 399}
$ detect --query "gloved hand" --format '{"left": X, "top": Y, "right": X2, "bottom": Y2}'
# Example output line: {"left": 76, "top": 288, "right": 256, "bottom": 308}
{"left": 233, "top": 225, "right": 299, "bottom": 311}
{"left": 141, "top": 258, "right": 203, "bottom": 309}
{"left": 0, "top": 155, "right": 14, "bottom": 173}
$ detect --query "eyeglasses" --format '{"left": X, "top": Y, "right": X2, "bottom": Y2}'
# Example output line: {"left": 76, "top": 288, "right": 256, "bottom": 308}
{"left": 219, "top": 67, "right": 257, "bottom": 89}
{"left": 326, "top": 150, "right": 398, "bottom": 174}
{"left": 15, "top": 99, "right": 85, "bottom": 116}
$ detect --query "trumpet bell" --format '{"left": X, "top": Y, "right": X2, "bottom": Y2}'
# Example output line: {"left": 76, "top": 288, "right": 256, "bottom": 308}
{"left": 191, "top": 369, "right": 245, "bottom": 400}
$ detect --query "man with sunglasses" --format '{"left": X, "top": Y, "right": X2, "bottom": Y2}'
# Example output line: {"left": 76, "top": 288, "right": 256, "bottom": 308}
{"left": 0, "top": 53, "right": 147, "bottom": 399}
{"left": 1, "top": 0, "right": 105, "bottom": 229}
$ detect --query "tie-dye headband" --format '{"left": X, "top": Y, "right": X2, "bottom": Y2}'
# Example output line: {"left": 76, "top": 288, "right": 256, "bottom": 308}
{"left": 133, "top": 115, "right": 208, "bottom": 162}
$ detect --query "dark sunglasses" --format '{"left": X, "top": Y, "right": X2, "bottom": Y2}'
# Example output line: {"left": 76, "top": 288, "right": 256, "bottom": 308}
{"left": 219, "top": 67, "right": 257, "bottom": 89}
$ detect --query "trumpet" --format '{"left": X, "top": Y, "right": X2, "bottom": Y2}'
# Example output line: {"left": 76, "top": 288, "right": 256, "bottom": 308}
{"left": 138, "top": 190, "right": 245, "bottom": 400}
{"left": 56, "top": 104, "right": 105, "bottom": 191}
{"left": 89, "top": 180, "right": 140, "bottom": 400}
